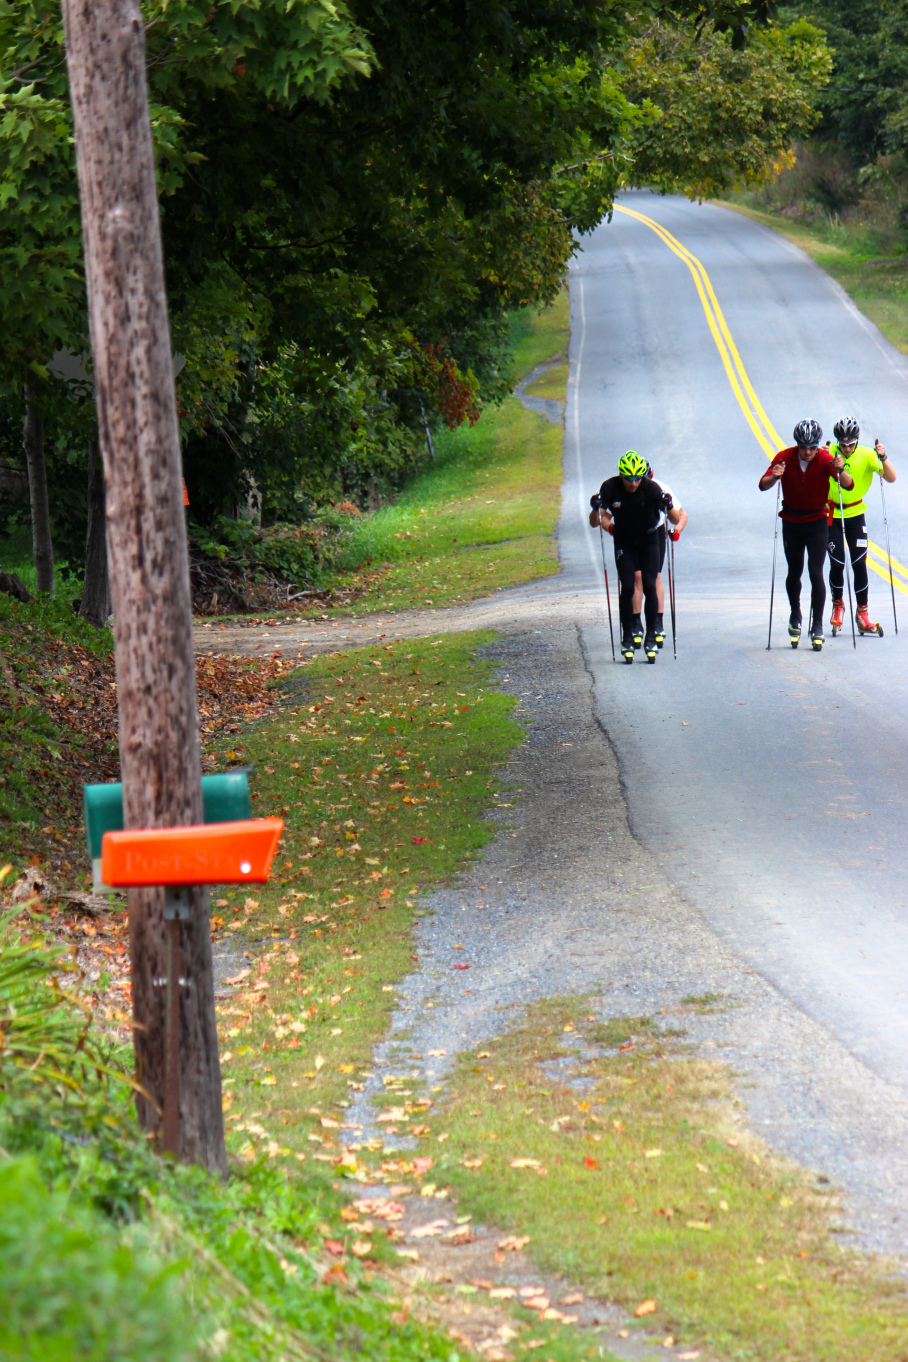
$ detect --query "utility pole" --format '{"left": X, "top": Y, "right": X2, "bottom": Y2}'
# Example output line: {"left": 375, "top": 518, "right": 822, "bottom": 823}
{"left": 62, "top": 0, "right": 225, "bottom": 1170}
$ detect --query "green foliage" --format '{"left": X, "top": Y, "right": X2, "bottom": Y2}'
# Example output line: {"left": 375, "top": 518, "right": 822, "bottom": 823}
{"left": 0, "top": 1157, "right": 198, "bottom": 1362}
{"left": 0, "top": 0, "right": 835, "bottom": 570}
{"left": 191, "top": 510, "right": 355, "bottom": 589}
{"left": 0, "top": 886, "right": 465, "bottom": 1360}
{"left": 622, "top": 19, "right": 832, "bottom": 198}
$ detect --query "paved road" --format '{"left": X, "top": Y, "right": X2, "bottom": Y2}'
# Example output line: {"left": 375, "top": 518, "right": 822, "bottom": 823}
{"left": 565, "top": 192, "right": 908, "bottom": 1199}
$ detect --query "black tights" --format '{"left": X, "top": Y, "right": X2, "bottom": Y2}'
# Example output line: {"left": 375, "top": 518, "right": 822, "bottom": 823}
{"left": 615, "top": 536, "right": 660, "bottom": 632}
{"left": 782, "top": 518, "right": 828, "bottom": 629}
{"left": 828, "top": 514, "right": 869, "bottom": 607}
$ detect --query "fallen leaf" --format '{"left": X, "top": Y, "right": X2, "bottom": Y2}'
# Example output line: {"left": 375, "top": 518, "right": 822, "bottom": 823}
{"left": 427, "top": 1049, "right": 446, "bottom": 1057}
{"left": 634, "top": 1300, "right": 657, "bottom": 1318}
{"left": 454, "top": 962, "right": 470, "bottom": 970}
{"left": 350, "top": 1240, "right": 372, "bottom": 1257}
{"left": 584, "top": 1155, "right": 597, "bottom": 1169}
{"left": 396, "top": 1248, "right": 420, "bottom": 1261}
{"left": 523, "top": 1296, "right": 550, "bottom": 1312}
{"left": 678, "top": 1354, "right": 701, "bottom": 1360}
{"left": 561, "top": 1293, "right": 583, "bottom": 1305}
{"left": 497, "top": 1235, "right": 530, "bottom": 1251}
{"left": 509, "top": 1158, "right": 543, "bottom": 1170}
{"left": 314, "top": 1055, "right": 325, "bottom": 1070}
{"left": 645, "top": 1148, "right": 664, "bottom": 1159}
{"left": 488, "top": 1287, "right": 516, "bottom": 1300}
{"left": 323, "top": 1240, "right": 345, "bottom": 1256}
{"left": 412, "top": 837, "right": 427, "bottom": 844}
{"left": 686, "top": 1221, "right": 712, "bottom": 1232}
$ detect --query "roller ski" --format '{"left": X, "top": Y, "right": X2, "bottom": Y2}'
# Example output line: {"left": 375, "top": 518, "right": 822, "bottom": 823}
{"left": 654, "top": 613, "right": 665, "bottom": 649}
{"left": 631, "top": 614, "right": 643, "bottom": 650}
{"left": 644, "top": 629, "right": 658, "bottom": 663}
{"left": 856, "top": 606, "right": 883, "bottom": 637}
{"left": 621, "top": 630, "right": 634, "bottom": 664}
{"left": 810, "top": 624, "right": 824, "bottom": 651}
{"left": 788, "top": 613, "right": 802, "bottom": 649}
{"left": 830, "top": 600, "right": 844, "bottom": 636}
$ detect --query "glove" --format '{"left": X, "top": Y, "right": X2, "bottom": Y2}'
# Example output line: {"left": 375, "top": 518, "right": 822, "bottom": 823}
{"left": 669, "top": 529, "right": 680, "bottom": 542}
{"left": 590, "top": 493, "right": 601, "bottom": 510}
{"left": 660, "top": 491, "right": 673, "bottom": 511}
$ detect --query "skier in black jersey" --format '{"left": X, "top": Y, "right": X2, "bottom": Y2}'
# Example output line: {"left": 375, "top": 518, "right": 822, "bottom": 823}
{"left": 591, "top": 450, "right": 676, "bottom": 663}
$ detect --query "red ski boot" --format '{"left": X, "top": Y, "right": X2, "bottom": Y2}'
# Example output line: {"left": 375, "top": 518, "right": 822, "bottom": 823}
{"left": 830, "top": 599, "right": 845, "bottom": 635}
{"left": 856, "top": 606, "right": 883, "bottom": 637}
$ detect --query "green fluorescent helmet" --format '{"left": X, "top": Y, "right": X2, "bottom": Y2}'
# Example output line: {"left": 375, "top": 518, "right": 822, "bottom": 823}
{"left": 617, "top": 450, "right": 648, "bottom": 478}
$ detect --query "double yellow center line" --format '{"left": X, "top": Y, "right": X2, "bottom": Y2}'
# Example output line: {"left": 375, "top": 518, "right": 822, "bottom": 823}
{"left": 614, "top": 203, "right": 908, "bottom": 598}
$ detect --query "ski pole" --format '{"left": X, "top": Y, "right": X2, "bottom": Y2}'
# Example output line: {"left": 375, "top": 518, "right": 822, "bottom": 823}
{"left": 598, "top": 524, "right": 616, "bottom": 663}
{"left": 667, "top": 531, "right": 677, "bottom": 659}
{"left": 767, "top": 481, "right": 780, "bottom": 650}
{"left": 836, "top": 473, "right": 857, "bottom": 650}
{"left": 876, "top": 437, "right": 898, "bottom": 635}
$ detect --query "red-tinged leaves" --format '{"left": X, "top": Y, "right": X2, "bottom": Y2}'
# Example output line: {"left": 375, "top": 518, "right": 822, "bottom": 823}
{"left": 412, "top": 836, "right": 427, "bottom": 843}
{"left": 584, "top": 1155, "right": 598, "bottom": 1169}
{"left": 454, "top": 962, "right": 470, "bottom": 970}
{"left": 323, "top": 1239, "right": 346, "bottom": 1256}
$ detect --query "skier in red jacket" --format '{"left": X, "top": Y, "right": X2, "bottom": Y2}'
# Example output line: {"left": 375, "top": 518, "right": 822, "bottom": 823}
{"left": 759, "top": 419, "right": 853, "bottom": 651}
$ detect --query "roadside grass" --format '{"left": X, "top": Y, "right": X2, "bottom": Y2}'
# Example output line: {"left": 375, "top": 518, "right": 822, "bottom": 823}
{"left": 418, "top": 998, "right": 908, "bottom": 1362}
{"left": 0, "top": 903, "right": 465, "bottom": 1362}
{"left": 721, "top": 200, "right": 908, "bottom": 356}
{"left": 205, "top": 632, "right": 523, "bottom": 1156}
{"left": 321, "top": 291, "right": 569, "bottom": 616}
{"left": 525, "top": 362, "right": 569, "bottom": 401}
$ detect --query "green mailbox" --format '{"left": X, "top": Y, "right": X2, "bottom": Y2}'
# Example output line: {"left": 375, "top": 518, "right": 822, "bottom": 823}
{"left": 84, "top": 772, "right": 250, "bottom": 892}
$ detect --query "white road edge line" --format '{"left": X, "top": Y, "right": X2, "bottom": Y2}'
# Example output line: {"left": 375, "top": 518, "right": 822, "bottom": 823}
{"left": 571, "top": 275, "right": 601, "bottom": 585}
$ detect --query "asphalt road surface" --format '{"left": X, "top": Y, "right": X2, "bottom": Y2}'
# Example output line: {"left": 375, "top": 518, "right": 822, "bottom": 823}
{"left": 566, "top": 194, "right": 908, "bottom": 1174}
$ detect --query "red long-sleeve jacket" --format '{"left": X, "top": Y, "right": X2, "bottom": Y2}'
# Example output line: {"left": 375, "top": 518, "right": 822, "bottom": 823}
{"left": 761, "top": 447, "right": 835, "bottom": 524}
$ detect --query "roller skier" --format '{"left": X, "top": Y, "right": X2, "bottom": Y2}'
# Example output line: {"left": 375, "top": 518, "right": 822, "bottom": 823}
{"left": 591, "top": 451, "right": 679, "bottom": 663}
{"left": 759, "top": 420, "right": 853, "bottom": 651}
{"left": 827, "top": 418, "right": 896, "bottom": 637}
{"left": 629, "top": 463, "right": 687, "bottom": 649}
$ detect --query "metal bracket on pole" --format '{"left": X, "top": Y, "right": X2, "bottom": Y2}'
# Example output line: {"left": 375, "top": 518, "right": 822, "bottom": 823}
{"left": 163, "top": 886, "right": 189, "bottom": 1156}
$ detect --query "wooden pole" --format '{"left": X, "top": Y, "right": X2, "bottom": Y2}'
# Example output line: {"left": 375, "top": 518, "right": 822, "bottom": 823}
{"left": 62, "top": 0, "right": 225, "bottom": 1171}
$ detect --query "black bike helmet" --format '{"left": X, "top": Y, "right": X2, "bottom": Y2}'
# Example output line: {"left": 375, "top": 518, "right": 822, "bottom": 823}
{"left": 833, "top": 417, "right": 860, "bottom": 444}
{"left": 793, "top": 419, "right": 822, "bottom": 448}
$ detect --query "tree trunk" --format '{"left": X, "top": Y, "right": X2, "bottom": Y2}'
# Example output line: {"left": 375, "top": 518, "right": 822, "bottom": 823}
{"left": 23, "top": 386, "right": 55, "bottom": 595}
{"left": 79, "top": 426, "right": 111, "bottom": 628}
{"left": 62, "top": 0, "right": 224, "bottom": 1171}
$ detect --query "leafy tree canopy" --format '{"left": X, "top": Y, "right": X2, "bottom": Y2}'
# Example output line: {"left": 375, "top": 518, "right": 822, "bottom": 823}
{"left": 0, "top": 0, "right": 830, "bottom": 543}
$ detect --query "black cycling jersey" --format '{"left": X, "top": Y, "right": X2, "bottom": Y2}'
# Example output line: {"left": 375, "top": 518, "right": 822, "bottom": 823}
{"left": 598, "top": 475, "right": 664, "bottom": 544}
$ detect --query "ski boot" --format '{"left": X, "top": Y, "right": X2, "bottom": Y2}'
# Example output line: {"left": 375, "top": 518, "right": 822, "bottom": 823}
{"left": 621, "top": 630, "right": 634, "bottom": 664}
{"left": 810, "top": 624, "right": 824, "bottom": 652}
{"left": 856, "top": 606, "right": 883, "bottom": 637}
{"left": 830, "top": 599, "right": 844, "bottom": 636}
{"left": 788, "top": 612, "right": 802, "bottom": 649}
{"left": 644, "top": 629, "right": 658, "bottom": 663}
{"left": 654, "top": 613, "right": 665, "bottom": 649}
{"left": 631, "top": 614, "right": 643, "bottom": 650}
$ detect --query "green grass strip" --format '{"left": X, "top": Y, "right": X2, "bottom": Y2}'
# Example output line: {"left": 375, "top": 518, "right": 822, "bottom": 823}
{"left": 418, "top": 998, "right": 908, "bottom": 1362}
{"left": 210, "top": 631, "right": 523, "bottom": 1147}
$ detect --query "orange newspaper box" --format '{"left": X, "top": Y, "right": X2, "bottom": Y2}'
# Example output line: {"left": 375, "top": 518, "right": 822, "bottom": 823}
{"left": 101, "top": 817, "right": 283, "bottom": 887}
